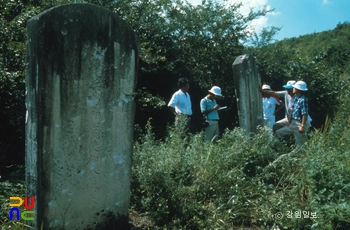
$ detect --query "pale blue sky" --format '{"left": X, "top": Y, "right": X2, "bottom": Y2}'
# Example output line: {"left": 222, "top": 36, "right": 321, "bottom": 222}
{"left": 187, "top": 0, "right": 350, "bottom": 41}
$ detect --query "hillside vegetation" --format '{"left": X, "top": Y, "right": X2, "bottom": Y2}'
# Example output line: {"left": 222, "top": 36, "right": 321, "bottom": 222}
{"left": 1, "top": 0, "right": 272, "bottom": 165}
{"left": 1, "top": 0, "right": 349, "bottom": 164}
{"left": 129, "top": 78, "right": 350, "bottom": 229}
{"left": 251, "top": 22, "right": 350, "bottom": 128}
{"left": 1, "top": 0, "right": 350, "bottom": 229}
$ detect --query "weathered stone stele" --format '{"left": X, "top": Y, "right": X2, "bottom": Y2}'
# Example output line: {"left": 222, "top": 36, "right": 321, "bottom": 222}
{"left": 25, "top": 3, "right": 139, "bottom": 229}
{"left": 232, "top": 54, "right": 263, "bottom": 133}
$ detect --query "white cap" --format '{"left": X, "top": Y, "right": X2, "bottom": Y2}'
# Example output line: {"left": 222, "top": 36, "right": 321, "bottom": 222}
{"left": 208, "top": 86, "right": 222, "bottom": 96}
{"left": 262, "top": 84, "right": 271, "bottom": 90}
{"left": 293, "top": 81, "right": 308, "bottom": 91}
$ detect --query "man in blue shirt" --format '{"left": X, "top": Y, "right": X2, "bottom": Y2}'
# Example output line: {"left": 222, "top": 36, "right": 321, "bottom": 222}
{"left": 289, "top": 81, "right": 309, "bottom": 146}
{"left": 200, "top": 86, "right": 223, "bottom": 142}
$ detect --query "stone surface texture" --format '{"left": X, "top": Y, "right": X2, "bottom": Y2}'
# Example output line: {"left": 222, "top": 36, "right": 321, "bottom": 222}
{"left": 25, "top": 3, "right": 139, "bottom": 229}
{"left": 232, "top": 54, "right": 263, "bottom": 133}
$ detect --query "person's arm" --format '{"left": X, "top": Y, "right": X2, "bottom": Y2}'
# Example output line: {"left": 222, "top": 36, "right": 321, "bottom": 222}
{"left": 200, "top": 98, "right": 219, "bottom": 115}
{"left": 168, "top": 106, "right": 175, "bottom": 114}
{"left": 299, "top": 114, "right": 308, "bottom": 133}
{"left": 274, "top": 103, "right": 284, "bottom": 115}
{"left": 298, "top": 97, "right": 309, "bottom": 133}
{"left": 168, "top": 93, "right": 178, "bottom": 114}
{"left": 259, "top": 85, "right": 278, "bottom": 96}
{"left": 273, "top": 97, "right": 284, "bottom": 115}
{"left": 202, "top": 104, "right": 220, "bottom": 115}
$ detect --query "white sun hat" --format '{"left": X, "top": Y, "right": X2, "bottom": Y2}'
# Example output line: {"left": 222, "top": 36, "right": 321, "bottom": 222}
{"left": 261, "top": 84, "right": 271, "bottom": 90}
{"left": 293, "top": 81, "right": 308, "bottom": 91}
{"left": 208, "top": 86, "right": 222, "bottom": 96}
{"left": 283, "top": 80, "right": 296, "bottom": 89}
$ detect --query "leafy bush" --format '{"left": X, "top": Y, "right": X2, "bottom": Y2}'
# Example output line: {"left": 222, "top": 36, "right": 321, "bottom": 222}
{"left": 132, "top": 122, "right": 276, "bottom": 228}
{"left": 250, "top": 22, "right": 350, "bottom": 128}
{"left": 0, "top": 166, "right": 26, "bottom": 230}
{"left": 132, "top": 88, "right": 350, "bottom": 229}
{"left": 1, "top": 1, "right": 350, "bottom": 229}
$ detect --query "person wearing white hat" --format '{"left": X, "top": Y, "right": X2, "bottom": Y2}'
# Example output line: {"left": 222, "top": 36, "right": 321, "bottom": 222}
{"left": 261, "top": 85, "right": 284, "bottom": 131}
{"left": 261, "top": 80, "right": 296, "bottom": 136}
{"left": 200, "top": 86, "right": 223, "bottom": 141}
{"left": 261, "top": 80, "right": 312, "bottom": 148}
{"left": 289, "top": 80, "right": 309, "bottom": 146}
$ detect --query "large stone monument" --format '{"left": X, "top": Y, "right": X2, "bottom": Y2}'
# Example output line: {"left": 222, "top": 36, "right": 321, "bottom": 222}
{"left": 25, "top": 3, "right": 139, "bottom": 229}
{"left": 232, "top": 54, "right": 263, "bottom": 133}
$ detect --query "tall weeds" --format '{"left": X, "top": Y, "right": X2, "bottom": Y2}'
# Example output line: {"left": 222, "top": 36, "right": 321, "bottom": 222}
{"left": 132, "top": 86, "right": 350, "bottom": 229}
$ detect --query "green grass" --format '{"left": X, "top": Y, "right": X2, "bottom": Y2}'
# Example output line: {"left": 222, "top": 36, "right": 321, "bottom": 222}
{"left": 0, "top": 167, "right": 29, "bottom": 230}
{"left": 131, "top": 113, "right": 350, "bottom": 229}
{"left": 2, "top": 95, "right": 350, "bottom": 230}
{"left": 2, "top": 119, "right": 350, "bottom": 229}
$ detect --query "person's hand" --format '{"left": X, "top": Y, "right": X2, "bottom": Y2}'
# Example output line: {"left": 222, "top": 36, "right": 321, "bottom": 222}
{"left": 213, "top": 104, "right": 220, "bottom": 110}
{"left": 298, "top": 125, "right": 304, "bottom": 133}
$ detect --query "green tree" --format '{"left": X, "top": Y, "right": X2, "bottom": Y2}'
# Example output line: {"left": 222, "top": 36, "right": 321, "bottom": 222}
{"left": 0, "top": 0, "right": 277, "bottom": 163}
{"left": 248, "top": 26, "right": 281, "bottom": 48}
{"left": 0, "top": 0, "right": 41, "bottom": 165}
{"left": 112, "top": 0, "right": 275, "bottom": 133}
{"left": 248, "top": 22, "right": 350, "bottom": 127}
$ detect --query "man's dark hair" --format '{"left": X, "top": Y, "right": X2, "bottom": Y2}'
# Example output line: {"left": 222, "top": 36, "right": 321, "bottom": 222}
{"left": 178, "top": 78, "right": 190, "bottom": 88}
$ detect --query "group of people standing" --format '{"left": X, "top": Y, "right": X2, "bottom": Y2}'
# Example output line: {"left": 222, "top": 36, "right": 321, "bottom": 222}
{"left": 261, "top": 80, "right": 311, "bottom": 147}
{"left": 167, "top": 77, "right": 311, "bottom": 147}
{"left": 167, "top": 78, "right": 223, "bottom": 142}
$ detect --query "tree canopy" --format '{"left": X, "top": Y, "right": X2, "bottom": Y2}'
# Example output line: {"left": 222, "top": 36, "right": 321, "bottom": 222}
{"left": 1, "top": 0, "right": 349, "bottom": 165}
{"left": 1, "top": 0, "right": 274, "bottom": 160}
{"left": 248, "top": 22, "right": 350, "bottom": 127}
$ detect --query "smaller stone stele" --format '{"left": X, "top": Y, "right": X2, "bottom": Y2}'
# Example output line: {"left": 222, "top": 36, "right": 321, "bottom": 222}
{"left": 232, "top": 54, "right": 263, "bottom": 134}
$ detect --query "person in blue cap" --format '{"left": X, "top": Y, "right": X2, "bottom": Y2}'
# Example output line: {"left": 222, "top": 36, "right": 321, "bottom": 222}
{"left": 272, "top": 80, "right": 297, "bottom": 134}
{"left": 263, "top": 80, "right": 312, "bottom": 147}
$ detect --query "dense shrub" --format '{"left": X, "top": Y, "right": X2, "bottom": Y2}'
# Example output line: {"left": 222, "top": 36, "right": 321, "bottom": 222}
{"left": 131, "top": 86, "right": 350, "bottom": 229}
{"left": 250, "top": 22, "right": 350, "bottom": 128}
{"left": 0, "top": 165, "right": 26, "bottom": 229}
